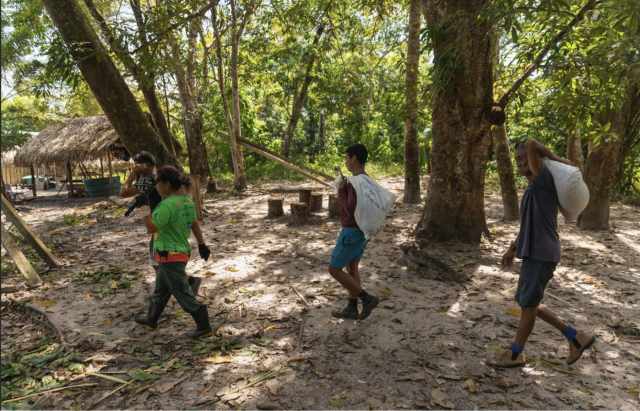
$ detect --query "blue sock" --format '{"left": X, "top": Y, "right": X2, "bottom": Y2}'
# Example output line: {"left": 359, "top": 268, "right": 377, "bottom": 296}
{"left": 510, "top": 343, "right": 523, "bottom": 360}
{"left": 563, "top": 325, "right": 577, "bottom": 341}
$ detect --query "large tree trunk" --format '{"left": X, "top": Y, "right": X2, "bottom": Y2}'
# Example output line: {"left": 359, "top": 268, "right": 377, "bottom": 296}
{"left": 492, "top": 125, "right": 519, "bottom": 221}
{"left": 415, "top": 0, "right": 494, "bottom": 243}
{"left": 578, "top": 137, "right": 621, "bottom": 230}
{"left": 282, "top": 23, "right": 325, "bottom": 159}
{"left": 403, "top": 0, "right": 422, "bottom": 204}
{"left": 579, "top": 75, "right": 639, "bottom": 230}
{"left": 45, "top": 0, "right": 177, "bottom": 165}
{"left": 229, "top": 0, "right": 248, "bottom": 191}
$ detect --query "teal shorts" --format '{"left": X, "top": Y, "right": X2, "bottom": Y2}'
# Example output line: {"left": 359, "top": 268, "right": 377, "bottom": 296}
{"left": 330, "top": 227, "right": 368, "bottom": 269}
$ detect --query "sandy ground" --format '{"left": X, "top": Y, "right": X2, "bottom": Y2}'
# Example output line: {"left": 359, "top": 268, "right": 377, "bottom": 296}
{"left": 1, "top": 177, "right": 639, "bottom": 410}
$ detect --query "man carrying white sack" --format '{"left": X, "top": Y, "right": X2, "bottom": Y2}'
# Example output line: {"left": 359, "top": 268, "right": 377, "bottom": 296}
{"left": 329, "top": 143, "right": 396, "bottom": 320}
{"left": 492, "top": 139, "right": 595, "bottom": 368}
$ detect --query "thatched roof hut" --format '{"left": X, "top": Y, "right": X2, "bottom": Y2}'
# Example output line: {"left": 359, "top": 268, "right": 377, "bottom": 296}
{"left": 14, "top": 115, "right": 124, "bottom": 167}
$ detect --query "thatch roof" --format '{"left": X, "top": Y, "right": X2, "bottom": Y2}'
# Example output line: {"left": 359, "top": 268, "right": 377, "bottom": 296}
{"left": 14, "top": 116, "right": 121, "bottom": 166}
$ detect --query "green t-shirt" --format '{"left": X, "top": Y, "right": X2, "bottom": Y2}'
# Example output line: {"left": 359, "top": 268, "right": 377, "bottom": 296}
{"left": 152, "top": 195, "right": 196, "bottom": 254}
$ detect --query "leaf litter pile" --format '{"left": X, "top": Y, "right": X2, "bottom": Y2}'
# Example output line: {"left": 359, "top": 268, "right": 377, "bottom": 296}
{"left": 1, "top": 177, "right": 639, "bottom": 409}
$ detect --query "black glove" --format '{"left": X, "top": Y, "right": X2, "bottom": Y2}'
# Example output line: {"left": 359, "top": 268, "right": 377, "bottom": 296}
{"left": 198, "top": 243, "right": 211, "bottom": 261}
{"left": 124, "top": 193, "right": 149, "bottom": 217}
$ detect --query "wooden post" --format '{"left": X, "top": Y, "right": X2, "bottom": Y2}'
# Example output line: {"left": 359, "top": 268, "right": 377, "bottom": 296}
{"left": 1, "top": 226, "right": 42, "bottom": 287}
{"left": 310, "top": 193, "right": 323, "bottom": 212}
{"left": 107, "top": 151, "right": 113, "bottom": 178}
{"left": 66, "top": 161, "right": 74, "bottom": 197}
{"left": 78, "top": 163, "right": 90, "bottom": 180}
{"left": 1, "top": 194, "right": 60, "bottom": 268}
{"left": 290, "top": 202, "right": 309, "bottom": 225}
{"left": 30, "top": 164, "right": 37, "bottom": 198}
{"left": 190, "top": 175, "right": 203, "bottom": 221}
{"left": 267, "top": 197, "right": 284, "bottom": 218}
{"left": 206, "top": 178, "right": 218, "bottom": 194}
{"left": 328, "top": 194, "right": 339, "bottom": 219}
{"left": 298, "top": 189, "right": 312, "bottom": 207}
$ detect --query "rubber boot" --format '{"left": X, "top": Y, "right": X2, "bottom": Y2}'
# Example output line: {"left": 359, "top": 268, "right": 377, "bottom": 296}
{"left": 135, "top": 298, "right": 166, "bottom": 329}
{"left": 188, "top": 306, "right": 212, "bottom": 338}
{"left": 188, "top": 276, "right": 202, "bottom": 296}
{"left": 331, "top": 299, "right": 359, "bottom": 320}
{"left": 359, "top": 293, "right": 379, "bottom": 320}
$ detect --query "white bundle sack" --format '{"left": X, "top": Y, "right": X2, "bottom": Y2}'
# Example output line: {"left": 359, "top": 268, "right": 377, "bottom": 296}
{"left": 542, "top": 158, "right": 589, "bottom": 221}
{"left": 333, "top": 174, "right": 396, "bottom": 240}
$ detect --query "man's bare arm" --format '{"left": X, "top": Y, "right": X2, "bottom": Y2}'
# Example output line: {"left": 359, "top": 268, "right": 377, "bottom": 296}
{"left": 120, "top": 171, "right": 140, "bottom": 198}
{"left": 527, "top": 140, "right": 574, "bottom": 176}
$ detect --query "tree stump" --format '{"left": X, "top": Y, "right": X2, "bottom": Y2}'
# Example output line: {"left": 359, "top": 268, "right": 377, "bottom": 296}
{"left": 298, "top": 189, "right": 312, "bottom": 207}
{"left": 310, "top": 193, "right": 323, "bottom": 212}
{"left": 290, "top": 202, "right": 309, "bottom": 225}
{"left": 328, "top": 194, "right": 339, "bottom": 219}
{"left": 206, "top": 178, "right": 218, "bottom": 193}
{"left": 268, "top": 197, "right": 284, "bottom": 218}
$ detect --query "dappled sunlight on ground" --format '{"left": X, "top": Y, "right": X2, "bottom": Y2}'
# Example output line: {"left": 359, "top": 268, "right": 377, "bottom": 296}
{"left": 1, "top": 178, "right": 638, "bottom": 409}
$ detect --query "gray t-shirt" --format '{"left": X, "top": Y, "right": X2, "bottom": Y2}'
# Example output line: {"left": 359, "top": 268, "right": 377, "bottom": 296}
{"left": 516, "top": 165, "right": 561, "bottom": 262}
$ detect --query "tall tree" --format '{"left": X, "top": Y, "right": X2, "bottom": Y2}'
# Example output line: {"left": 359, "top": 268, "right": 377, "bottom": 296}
{"left": 403, "top": 0, "right": 422, "bottom": 204}
{"left": 566, "top": 129, "right": 584, "bottom": 171}
{"left": 415, "top": 0, "right": 495, "bottom": 242}
{"left": 490, "top": 36, "right": 518, "bottom": 221}
{"left": 83, "top": 0, "right": 182, "bottom": 158}
{"left": 282, "top": 20, "right": 326, "bottom": 158}
{"left": 168, "top": 5, "right": 211, "bottom": 182}
{"left": 579, "top": 73, "right": 640, "bottom": 230}
{"left": 210, "top": 0, "right": 257, "bottom": 191}
{"left": 229, "top": 0, "right": 253, "bottom": 190}
{"left": 492, "top": 124, "right": 519, "bottom": 220}
{"left": 41, "top": 0, "right": 177, "bottom": 165}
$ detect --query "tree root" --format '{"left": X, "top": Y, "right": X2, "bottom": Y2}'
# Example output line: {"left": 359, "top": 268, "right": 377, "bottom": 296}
{"left": 1, "top": 299, "right": 67, "bottom": 348}
{"left": 400, "top": 243, "right": 469, "bottom": 283}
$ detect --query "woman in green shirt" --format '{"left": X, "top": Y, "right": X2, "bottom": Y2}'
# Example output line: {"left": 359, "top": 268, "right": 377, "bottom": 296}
{"left": 135, "top": 166, "right": 212, "bottom": 338}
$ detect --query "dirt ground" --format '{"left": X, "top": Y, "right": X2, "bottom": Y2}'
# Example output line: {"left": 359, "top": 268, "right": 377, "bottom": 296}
{"left": 1, "top": 177, "right": 639, "bottom": 410}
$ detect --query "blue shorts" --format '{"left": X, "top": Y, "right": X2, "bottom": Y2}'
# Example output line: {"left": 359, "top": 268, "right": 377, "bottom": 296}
{"left": 330, "top": 227, "right": 368, "bottom": 269}
{"left": 515, "top": 258, "right": 557, "bottom": 308}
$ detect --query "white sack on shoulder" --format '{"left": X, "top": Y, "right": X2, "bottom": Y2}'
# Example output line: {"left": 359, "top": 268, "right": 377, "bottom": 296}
{"left": 347, "top": 175, "right": 396, "bottom": 240}
{"left": 542, "top": 158, "right": 589, "bottom": 221}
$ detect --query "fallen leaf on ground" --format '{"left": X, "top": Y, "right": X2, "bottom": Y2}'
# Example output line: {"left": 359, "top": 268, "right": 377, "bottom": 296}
{"left": 204, "top": 354, "right": 233, "bottom": 364}
{"left": 464, "top": 378, "right": 479, "bottom": 393}
{"left": 31, "top": 298, "right": 57, "bottom": 309}
{"left": 505, "top": 307, "right": 521, "bottom": 317}
{"left": 431, "top": 388, "right": 454, "bottom": 409}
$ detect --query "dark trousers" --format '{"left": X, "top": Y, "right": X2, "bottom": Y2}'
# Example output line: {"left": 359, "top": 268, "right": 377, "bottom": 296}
{"left": 150, "top": 262, "right": 202, "bottom": 314}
